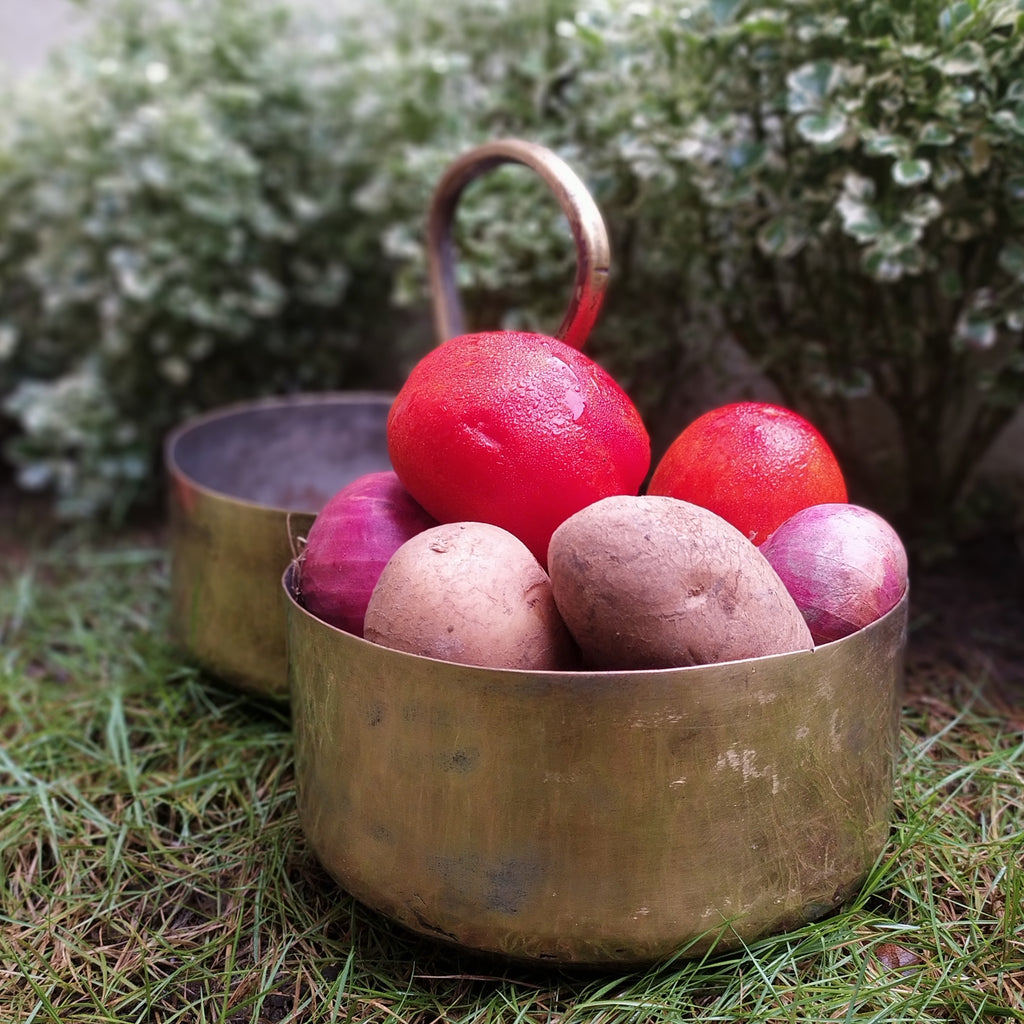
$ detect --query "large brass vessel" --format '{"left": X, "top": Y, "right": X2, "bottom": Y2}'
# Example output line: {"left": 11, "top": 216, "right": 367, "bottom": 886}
{"left": 281, "top": 139, "right": 908, "bottom": 964}
{"left": 285, "top": 565, "right": 906, "bottom": 965}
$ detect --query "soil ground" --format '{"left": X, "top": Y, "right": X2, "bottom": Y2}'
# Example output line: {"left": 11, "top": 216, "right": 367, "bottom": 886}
{"left": 904, "top": 531, "right": 1024, "bottom": 725}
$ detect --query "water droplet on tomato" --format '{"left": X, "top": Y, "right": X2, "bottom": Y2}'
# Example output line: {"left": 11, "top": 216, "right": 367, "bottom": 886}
{"left": 564, "top": 388, "right": 586, "bottom": 421}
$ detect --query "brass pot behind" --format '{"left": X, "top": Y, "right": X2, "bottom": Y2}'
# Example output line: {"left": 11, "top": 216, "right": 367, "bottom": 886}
{"left": 284, "top": 565, "right": 907, "bottom": 965}
{"left": 165, "top": 392, "right": 393, "bottom": 698}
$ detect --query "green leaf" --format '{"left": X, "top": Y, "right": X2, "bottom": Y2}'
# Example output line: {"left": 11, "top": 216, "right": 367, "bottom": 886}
{"left": 862, "top": 247, "right": 908, "bottom": 282}
{"left": 862, "top": 132, "right": 910, "bottom": 158}
{"left": 0, "top": 323, "right": 17, "bottom": 360}
{"left": 919, "top": 121, "right": 956, "bottom": 146}
{"left": 796, "top": 109, "right": 847, "bottom": 148}
{"left": 951, "top": 85, "right": 978, "bottom": 105}
{"left": 932, "top": 41, "right": 987, "bottom": 76}
{"left": 786, "top": 59, "right": 843, "bottom": 114}
{"left": 836, "top": 198, "right": 884, "bottom": 242}
{"left": 756, "top": 216, "right": 808, "bottom": 258}
{"left": 841, "top": 171, "right": 877, "bottom": 203}
{"left": 933, "top": 156, "right": 965, "bottom": 189}
{"left": 998, "top": 240, "right": 1024, "bottom": 280}
{"left": 709, "top": 0, "right": 746, "bottom": 25}
{"left": 739, "top": 8, "right": 787, "bottom": 37}
{"left": 955, "top": 312, "right": 997, "bottom": 350}
{"left": 870, "top": 242, "right": 926, "bottom": 280}
{"left": 726, "top": 140, "right": 767, "bottom": 173}
{"left": 881, "top": 222, "right": 922, "bottom": 251}
{"left": 892, "top": 158, "right": 932, "bottom": 186}
{"left": 835, "top": 367, "right": 873, "bottom": 399}
{"left": 795, "top": 13, "right": 849, "bottom": 42}
{"left": 902, "top": 194, "right": 943, "bottom": 227}
{"left": 993, "top": 105, "right": 1024, "bottom": 136}
{"left": 939, "top": 2, "right": 977, "bottom": 39}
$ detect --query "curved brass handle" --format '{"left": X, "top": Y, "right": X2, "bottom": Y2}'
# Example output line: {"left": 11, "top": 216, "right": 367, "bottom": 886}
{"left": 427, "top": 138, "right": 611, "bottom": 351}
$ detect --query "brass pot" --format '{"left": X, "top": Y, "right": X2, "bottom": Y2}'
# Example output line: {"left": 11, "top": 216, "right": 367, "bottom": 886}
{"left": 164, "top": 392, "right": 393, "bottom": 697}
{"left": 284, "top": 564, "right": 907, "bottom": 965}
{"left": 282, "top": 140, "right": 908, "bottom": 965}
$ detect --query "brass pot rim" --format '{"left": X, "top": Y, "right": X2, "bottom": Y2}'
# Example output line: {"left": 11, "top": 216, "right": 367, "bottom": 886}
{"left": 282, "top": 560, "right": 909, "bottom": 681}
{"left": 164, "top": 390, "right": 396, "bottom": 515}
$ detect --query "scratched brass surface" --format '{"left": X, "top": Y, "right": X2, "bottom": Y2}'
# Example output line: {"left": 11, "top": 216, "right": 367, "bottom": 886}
{"left": 165, "top": 393, "right": 393, "bottom": 697}
{"left": 285, "top": 565, "right": 907, "bottom": 965}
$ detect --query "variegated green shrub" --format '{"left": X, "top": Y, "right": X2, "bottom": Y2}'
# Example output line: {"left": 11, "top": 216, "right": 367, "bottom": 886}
{"left": 1, "top": 0, "right": 1022, "bottom": 540}
{"left": 657, "top": 0, "right": 1024, "bottom": 538}
{"left": 0, "top": 0, "right": 410, "bottom": 518}
{"left": 356, "top": 0, "right": 1024, "bottom": 540}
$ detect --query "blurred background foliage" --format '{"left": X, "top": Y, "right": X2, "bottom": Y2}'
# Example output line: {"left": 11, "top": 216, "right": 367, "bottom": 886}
{"left": 0, "top": 0, "right": 1022, "bottom": 548}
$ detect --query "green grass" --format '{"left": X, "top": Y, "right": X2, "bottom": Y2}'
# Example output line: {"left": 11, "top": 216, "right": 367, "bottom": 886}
{"left": 1, "top": 525, "right": 1022, "bottom": 1023}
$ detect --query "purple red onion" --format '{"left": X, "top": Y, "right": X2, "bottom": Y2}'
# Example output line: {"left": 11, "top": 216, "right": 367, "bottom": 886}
{"left": 760, "top": 503, "right": 908, "bottom": 644}
{"left": 298, "top": 470, "right": 438, "bottom": 636}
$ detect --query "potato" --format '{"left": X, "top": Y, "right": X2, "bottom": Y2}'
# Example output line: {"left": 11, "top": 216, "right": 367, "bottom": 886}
{"left": 547, "top": 494, "right": 814, "bottom": 669}
{"left": 364, "top": 521, "right": 578, "bottom": 670}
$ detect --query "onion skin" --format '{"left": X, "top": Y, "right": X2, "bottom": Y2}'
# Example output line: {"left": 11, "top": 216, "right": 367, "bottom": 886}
{"left": 759, "top": 503, "right": 908, "bottom": 644}
{"left": 298, "top": 471, "right": 438, "bottom": 636}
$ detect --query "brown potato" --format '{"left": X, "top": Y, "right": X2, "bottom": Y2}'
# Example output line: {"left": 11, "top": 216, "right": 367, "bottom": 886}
{"left": 364, "top": 521, "right": 578, "bottom": 670}
{"left": 547, "top": 494, "right": 814, "bottom": 669}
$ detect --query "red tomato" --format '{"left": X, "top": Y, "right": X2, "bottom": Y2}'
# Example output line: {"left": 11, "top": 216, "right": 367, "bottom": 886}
{"left": 387, "top": 331, "right": 651, "bottom": 565}
{"left": 647, "top": 401, "right": 847, "bottom": 544}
